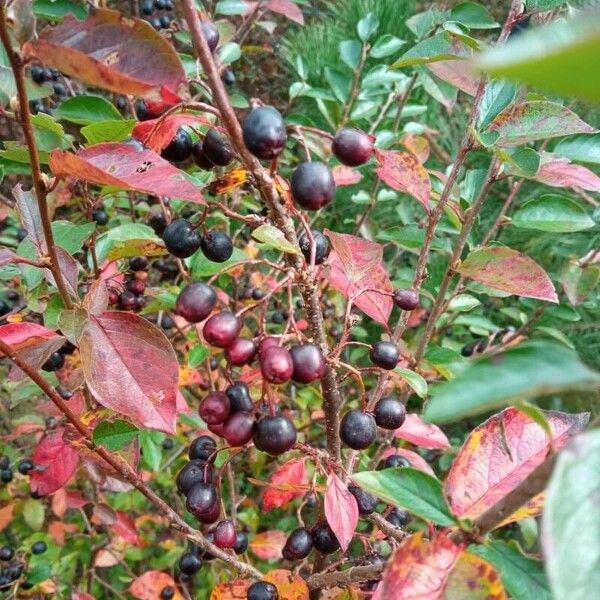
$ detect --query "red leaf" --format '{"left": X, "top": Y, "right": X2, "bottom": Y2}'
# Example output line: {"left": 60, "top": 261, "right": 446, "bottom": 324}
{"left": 130, "top": 571, "right": 182, "bottom": 600}
{"left": 79, "top": 311, "right": 179, "bottom": 434}
{"left": 266, "top": 0, "right": 305, "bottom": 24}
{"left": 66, "top": 490, "right": 89, "bottom": 509}
{"left": 381, "top": 448, "right": 435, "bottom": 476}
{"left": 457, "top": 246, "right": 558, "bottom": 303}
{"left": 113, "top": 511, "right": 142, "bottom": 546}
{"left": 72, "top": 593, "right": 95, "bottom": 600}
{"left": 402, "top": 134, "right": 430, "bottom": 164}
{"left": 332, "top": 164, "right": 363, "bottom": 186}
{"left": 445, "top": 407, "right": 589, "bottom": 519}
{"left": 133, "top": 114, "right": 215, "bottom": 152}
{"left": 24, "top": 9, "right": 187, "bottom": 102}
{"left": 30, "top": 428, "right": 80, "bottom": 496}
{"left": 442, "top": 551, "right": 507, "bottom": 599}
{"left": 324, "top": 472, "right": 358, "bottom": 552}
{"left": 535, "top": 153, "right": 600, "bottom": 192}
{"left": 374, "top": 532, "right": 463, "bottom": 600}
{"left": 394, "top": 414, "right": 450, "bottom": 450}
{"left": 262, "top": 458, "right": 308, "bottom": 511}
{"left": 50, "top": 143, "right": 205, "bottom": 205}
{"left": 0, "top": 247, "right": 36, "bottom": 267}
{"left": 250, "top": 530, "right": 286, "bottom": 560}
{"left": 374, "top": 149, "right": 431, "bottom": 211}
{"left": 323, "top": 230, "right": 393, "bottom": 325}
{"left": 428, "top": 60, "right": 478, "bottom": 96}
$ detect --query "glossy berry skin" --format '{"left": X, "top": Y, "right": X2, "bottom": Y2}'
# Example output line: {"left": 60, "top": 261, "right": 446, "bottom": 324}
{"left": 382, "top": 454, "right": 411, "bottom": 469}
{"left": 160, "top": 586, "right": 175, "bottom": 600}
{"left": 298, "top": 230, "right": 330, "bottom": 265}
{"left": 199, "top": 391, "right": 231, "bottom": 425}
{"left": 203, "top": 311, "right": 241, "bottom": 348}
{"left": 129, "top": 256, "right": 148, "bottom": 271}
{"left": 258, "top": 336, "right": 282, "bottom": 355}
{"left": 0, "top": 546, "right": 14, "bottom": 561}
{"left": 118, "top": 290, "right": 138, "bottom": 311}
{"left": 291, "top": 162, "right": 336, "bottom": 210}
{"left": 17, "top": 460, "right": 33, "bottom": 475}
{"left": 225, "top": 382, "right": 253, "bottom": 413}
{"left": 186, "top": 482, "right": 219, "bottom": 519}
{"left": 242, "top": 106, "right": 287, "bottom": 160}
{"left": 203, "top": 129, "right": 233, "bottom": 166}
{"left": 222, "top": 69, "right": 236, "bottom": 86}
{"left": 386, "top": 507, "right": 410, "bottom": 528}
{"left": 178, "top": 551, "right": 202, "bottom": 575}
{"left": 162, "top": 219, "right": 201, "bottom": 259}
{"left": 0, "top": 456, "right": 10, "bottom": 470}
{"left": 348, "top": 484, "right": 378, "bottom": 515}
{"left": 214, "top": 519, "right": 236, "bottom": 548}
{"left": 393, "top": 288, "right": 419, "bottom": 311}
{"left": 311, "top": 521, "right": 340, "bottom": 554}
{"left": 282, "top": 527, "right": 313, "bottom": 560}
{"left": 340, "top": 410, "right": 376, "bottom": 450}
{"left": 253, "top": 416, "right": 297, "bottom": 456}
{"left": 126, "top": 279, "right": 145, "bottom": 296}
{"left": 222, "top": 411, "right": 255, "bottom": 446}
{"left": 374, "top": 397, "right": 406, "bottom": 430}
{"left": 289, "top": 344, "right": 326, "bottom": 383}
{"left": 30, "top": 65, "right": 46, "bottom": 84}
{"left": 201, "top": 231, "right": 233, "bottom": 263}
{"left": 260, "top": 346, "right": 293, "bottom": 384}
{"left": 370, "top": 341, "right": 400, "bottom": 370}
{"left": 189, "top": 435, "right": 217, "bottom": 462}
{"left": 233, "top": 532, "right": 249, "bottom": 554}
{"left": 332, "top": 128, "right": 374, "bottom": 166}
{"left": 42, "top": 351, "right": 64, "bottom": 372}
{"left": 31, "top": 541, "right": 47, "bottom": 555}
{"left": 192, "top": 141, "right": 215, "bottom": 170}
{"left": 201, "top": 21, "right": 220, "bottom": 52}
{"left": 247, "top": 581, "right": 279, "bottom": 600}
{"left": 161, "top": 129, "right": 193, "bottom": 162}
{"left": 0, "top": 469, "right": 12, "bottom": 482}
{"left": 175, "top": 282, "right": 216, "bottom": 323}
{"left": 225, "top": 338, "right": 258, "bottom": 366}
{"left": 176, "top": 459, "right": 213, "bottom": 495}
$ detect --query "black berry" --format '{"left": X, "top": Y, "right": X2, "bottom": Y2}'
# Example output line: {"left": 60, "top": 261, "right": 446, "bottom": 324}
{"left": 160, "top": 586, "right": 175, "bottom": 600}
{"left": 282, "top": 527, "right": 313, "bottom": 560}
{"left": 129, "top": 256, "right": 149, "bottom": 271}
{"left": 289, "top": 344, "right": 326, "bottom": 383}
{"left": 176, "top": 459, "right": 213, "bottom": 495}
{"left": 340, "top": 410, "right": 376, "bottom": 450}
{"left": 92, "top": 210, "right": 109, "bottom": 225}
{"left": 31, "top": 541, "right": 47, "bottom": 555}
{"left": 291, "top": 162, "right": 336, "bottom": 210}
{"left": 41, "top": 352, "right": 64, "bottom": 372}
{"left": 30, "top": 65, "right": 46, "bottom": 84}
{"left": 192, "top": 142, "right": 215, "bottom": 170}
{"left": 253, "top": 416, "right": 297, "bottom": 456}
{"left": 0, "top": 546, "right": 14, "bottom": 561}
{"left": 178, "top": 551, "right": 202, "bottom": 575}
{"left": 242, "top": 106, "right": 287, "bottom": 160}
{"left": 175, "top": 282, "right": 217, "bottom": 323}
{"left": 201, "top": 21, "right": 220, "bottom": 52}
{"left": 186, "top": 482, "right": 219, "bottom": 522}
{"left": 161, "top": 129, "right": 193, "bottom": 162}
{"left": 311, "top": 521, "right": 340, "bottom": 554}
{"left": 17, "top": 460, "right": 33, "bottom": 475}
{"left": 222, "top": 411, "right": 255, "bottom": 446}
{"left": 393, "top": 288, "right": 419, "bottom": 311}
{"left": 369, "top": 341, "right": 400, "bottom": 370}
{"left": 203, "top": 311, "right": 241, "bottom": 348}
{"left": 225, "top": 382, "right": 254, "bottom": 413}
{"left": 348, "top": 484, "right": 378, "bottom": 515}
{"left": 202, "top": 129, "right": 234, "bottom": 166}
{"left": 374, "top": 397, "right": 406, "bottom": 430}
{"left": 200, "top": 231, "right": 233, "bottom": 263}
{"left": 386, "top": 507, "right": 410, "bottom": 528}
{"left": 332, "top": 128, "right": 374, "bottom": 166}
{"left": 189, "top": 435, "right": 217, "bottom": 462}
{"left": 162, "top": 219, "right": 201, "bottom": 259}
{"left": 298, "top": 230, "right": 331, "bottom": 265}
{"left": 118, "top": 290, "right": 138, "bottom": 311}
{"left": 233, "top": 532, "right": 248, "bottom": 554}
{"left": 247, "top": 581, "right": 279, "bottom": 600}
{"left": 382, "top": 454, "right": 411, "bottom": 470}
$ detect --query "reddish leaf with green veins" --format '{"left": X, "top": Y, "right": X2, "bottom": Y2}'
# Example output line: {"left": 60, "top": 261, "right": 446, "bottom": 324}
{"left": 30, "top": 428, "right": 80, "bottom": 496}
{"left": 535, "top": 153, "right": 600, "bottom": 192}
{"left": 394, "top": 413, "right": 451, "bottom": 450}
{"left": 444, "top": 407, "right": 589, "bottom": 520}
{"left": 323, "top": 230, "right": 393, "bottom": 325}
{"left": 373, "top": 532, "right": 463, "bottom": 600}
{"left": 457, "top": 246, "right": 558, "bottom": 303}
{"left": 50, "top": 143, "right": 205, "bottom": 204}
{"left": 79, "top": 311, "right": 179, "bottom": 434}
{"left": 324, "top": 472, "right": 359, "bottom": 552}
{"left": 24, "top": 8, "right": 188, "bottom": 103}
{"left": 332, "top": 164, "right": 363, "bottom": 186}
{"left": 442, "top": 551, "right": 507, "bottom": 599}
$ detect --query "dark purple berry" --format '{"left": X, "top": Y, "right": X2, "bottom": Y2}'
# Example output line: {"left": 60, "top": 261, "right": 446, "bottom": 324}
{"left": 340, "top": 410, "right": 376, "bottom": 450}
{"left": 186, "top": 482, "right": 219, "bottom": 520}
{"left": 233, "top": 532, "right": 248, "bottom": 554}
{"left": 348, "top": 484, "right": 378, "bottom": 515}
{"left": 203, "top": 312, "right": 241, "bottom": 348}
{"left": 17, "top": 460, "right": 33, "bottom": 475}
{"left": 289, "top": 344, "right": 326, "bottom": 383}
{"left": 247, "top": 581, "right": 279, "bottom": 600}
{"left": 291, "top": 162, "right": 336, "bottom": 210}
{"left": 129, "top": 256, "right": 148, "bottom": 271}
{"left": 311, "top": 521, "right": 340, "bottom": 554}
{"left": 162, "top": 219, "right": 201, "bottom": 259}
{"left": 393, "top": 288, "right": 419, "bottom": 311}
{"left": 225, "top": 338, "right": 258, "bottom": 366}
{"left": 242, "top": 106, "right": 287, "bottom": 160}
{"left": 374, "top": 397, "right": 406, "bottom": 430}
{"left": 178, "top": 551, "right": 202, "bottom": 574}
{"left": 199, "top": 391, "right": 231, "bottom": 425}
{"left": 386, "top": 507, "right": 410, "bottom": 528}
{"left": 176, "top": 459, "right": 213, "bottom": 495}
{"left": 189, "top": 435, "right": 217, "bottom": 462}
{"left": 298, "top": 230, "right": 330, "bottom": 265}
{"left": 332, "top": 128, "right": 374, "bottom": 166}
{"left": 225, "top": 382, "right": 254, "bottom": 413}
{"left": 31, "top": 541, "right": 47, "bottom": 554}
{"left": 202, "top": 129, "right": 234, "bottom": 166}
{"left": 260, "top": 346, "right": 293, "bottom": 384}
{"left": 369, "top": 341, "right": 400, "bottom": 370}
{"left": 201, "top": 21, "right": 220, "bottom": 52}
{"left": 175, "top": 282, "right": 217, "bottom": 323}
{"left": 200, "top": 231, "right": 233, "bottom": 263}
{"left": 282, "top": 527, "right": 313, "bottom": 560}
{"left": 253, "top": 416, "right": 297, "bottom": 456}
{"left": 161, "top": 129, "right": 193, "bottom": 162}
{"left": 41, "top": 351, "right": 64, "bottom": 372}
{"left": 222, "top": 411, "right": 255, "bottom": 446}
{"left": 382, "top": 454, "right": 411, "bottom": 470}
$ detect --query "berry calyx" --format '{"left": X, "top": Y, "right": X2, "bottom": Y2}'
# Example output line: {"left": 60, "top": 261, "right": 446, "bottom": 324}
{"left": 298, "top": 230, "right": 331, "bottom": 265}
{"left": 225, "top": 382, "right": 254, "bottom": 413}
{"left": 199, "top": 391, "right": 231, "bottom": 425}
{"left": 213, "top": 519, "right": 236, "bottom": 548}
{"left": 348, "top": 484, "right": 378, "bottom": 515}
{"left": 393, "top": 288, "right": 419, "bottom": 311}
{"left": 175, "top": 282, "right": 217, "bottom": 323}
{"left": 253, "top": 416, "right": 297, "bottom": 456}
{"left": 247, "top": 581, "right": 279, "bottom": 600}
{"left": 340, "top": 410, "right": 376, "bottom": 449}
{"left": 161, "top": 128, "right": 193, "bottom": 162}
{"left": 203, "top": 311, "right": 241, "bottom": 348}
{"left": 202, "top": 129, "right": 234, "bottom": 166}
{"left": 162, "top": 218, "right": 201, "bottom": 259}
{"left": 332, "top": 128, "right": 374, "bottom": 166}
{"left": 225, "top": 337, "right": 258, "bottom": 366}
{"left": 242, "top": 106, "right": 287, "bottom": 160}
{"left": 259, "top": 346, "right": 293, "bottom": 384}
{"left": 311, "top": 521, "right": 340, "bottom": 554}
{"left": 374, "top": 397, "right": 406, "bottom": 430}
{"left": 369, "top": 341, "right": 400, "bottom": 370}
{"left": 176, "top": 459, "right": 213, "bottom": 495}
{"left": 291, "top": 162, "right": 336, "bottom": 210}
{"left": 188, "top": 435, "right": 217, "bottom": 462}
{"left": 289, "top": 343, "right": 326, "bottom": 383}
{"left": 222, "top": 411, "right": 255, "bottom": 446}
{"left": 282, "top": 527, "right": 313, "bottom": 560}
{"left": 200, "top": 231, "right": 234, "bottom": 263}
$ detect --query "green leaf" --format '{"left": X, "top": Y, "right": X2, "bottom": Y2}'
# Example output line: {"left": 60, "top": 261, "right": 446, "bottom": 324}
{"left": 543, "top": 429, "right": 600, "bottom": 600}
{"left": 552, "top": 133, "right": 600, "bottom": 166}
{"left": 251, "top": 225, "right": 300, "bottom": 255}
{"left": 357, "top": 13, "right": 379, "bottom": 42}
{"left": 93, "top": 420, "right": 139, "bottom": 451}
{"left": 512, "top": 195, "right": 595, "bottom": 232}
{"left": 351, "top": 468, "right": 457, "bottom": 527}
{"left": 370, "top": 35, "right": 406, "bottom": 58}
{"left": 33, "top": 0, "right": 88, "bottom": 20}
{"left": 190, "top": 247, "right": 247, "bottom": 277}
{"left": 219, "top": 42, "right": 241, "bottom": 64}
{"left": 406, "top": 8, "right": 448, "bottom": 38}
{"left": 54, "top": 95, "right": 122, "bottom": 125}
{"left": 324, "top": 67, "right": 351, "bottom": 103}
{"left": 139, "top": 431, "right": 163, "bottom": 471}
{"left": 23, "top": 498, "right": 45, "bottom": 530}
{"left": 526, "top": 0, "right": 566, "bottom": 11}
{"left": 189, "top": 344, "right": 209, "bottom": 368}
{"left": 339, "top": 40, "right": 362, "bottom": 69}
{"left": 52, "top": 221, "right": 95, "bottom": 254}
{"left": 0, "top": 66, "right": 52, "bottom": 107}
{"left": 477, "top": 14, "right": 600, "bottom": 103}
{"left": 450, "top": 2, "right": 498, "bottom": 29}
{"left": 561, "top": 262, "right": 600, "bottom": 306}
{"left": 81, "top": 119, "right": 136, "bottom": 144}
{"left": 392, "top": 32, "right": 467, "bottom": 69}
{"left": 502, "top": 147, "right": 540, "bottom": 177}
{"left": 394, "top": 367, "right": 427, "bottom": 399}
{"left": 215, "top": 0, "right": 248, "bottom": 15}
{"left": 26, "top": 563, "right": 52, "bottom": 585}
{"left": 94, "top": 223, "right": 163, "bottom": 264}
{"left": 470, "top": 540, "right": 551, "bottom": 600}
{"left": 478, "top": 80, "right": 517, "bottom": 129}
{"left": 424, "top": 341, "right": 600, "bottom": 424}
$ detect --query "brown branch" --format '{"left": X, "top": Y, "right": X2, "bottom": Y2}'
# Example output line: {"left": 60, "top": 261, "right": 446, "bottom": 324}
{"left": 181, "top": 0, "right": 342, "bottom": 462}
{"left": 0, "top": 338, "right": 262, "bottom": 579}
{"left": 0, "top": 4, "right": 74, "bottom": 309}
